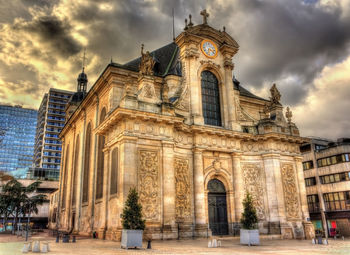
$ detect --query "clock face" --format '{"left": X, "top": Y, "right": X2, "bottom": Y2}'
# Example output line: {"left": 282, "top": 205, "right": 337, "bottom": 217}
{"left": 201, "top": 39, "right": 218, "bottom": 58}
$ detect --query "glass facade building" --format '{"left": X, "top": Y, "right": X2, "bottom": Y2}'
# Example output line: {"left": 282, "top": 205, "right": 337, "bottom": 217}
{"left": 32, "top": 88, "right": 73, "bottom": 180}
{"left": 0, "top": 104, "right": 37, "bottom": 178}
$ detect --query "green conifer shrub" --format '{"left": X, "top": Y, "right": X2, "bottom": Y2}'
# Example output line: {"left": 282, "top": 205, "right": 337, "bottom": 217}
{"left": 240, "top": 192, "right": 258, "bottom": 230}
{"left": 121, "top": 187, "right": 145, "bottom": 230}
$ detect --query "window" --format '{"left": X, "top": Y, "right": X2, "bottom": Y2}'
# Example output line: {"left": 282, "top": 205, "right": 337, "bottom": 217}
{"left": 61, "top": 144, "right": 70, "bottom": 209}
{"left": 323, "top": 191, "right": 350, "bottom": 211}
{"left": 96, "top": 108, "right": 106, "bottom": 200}
{"left": 305, "top": 177, "right": 316, "bottom": 186}
{"left": 320, "top": 172, "right": 350, "bottom": 184}
{"left": 72, "top": 135, "right": 80, "bottom": 207}
{"left": 317, "top": 153, "right": 350, "bottom": 167}
{"left": 110, "top": 148, "right": 118, "bottom": 195}
{"left": 307, "top": 194, "right": 320, "bottom": 213}
{"left": 82, "top": 123, "right": 92, "bottom": 203}
{"left": 302, "top": 160, "right": 314, "bottom": 170}
{"left": 201, "top": 71, "right": 221, "bottom": 126}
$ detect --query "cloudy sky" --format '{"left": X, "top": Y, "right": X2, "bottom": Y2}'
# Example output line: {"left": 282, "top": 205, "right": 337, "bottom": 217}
{"left": 0, "top": 0, "right": 349, "bottom": 139}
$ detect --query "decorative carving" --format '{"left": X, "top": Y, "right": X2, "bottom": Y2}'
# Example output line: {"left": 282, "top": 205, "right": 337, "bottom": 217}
{"left": 285, "top": 107, "right": 292, "bottom": 124}
{"left": 224, "top": 57, "right": 234, "bottom": 70}
{"left": 139, "top": 44, "right": 156, "bottom": 76}
{"left": 162, "top": 83, "right": 169, "bottom": 102}
{"left": 138, "top": 150, "right": 160, "bottom": 221}
{"left": 281, "top": 163, "right": 300, "bottom": 220}
{"left": 242, "top": 164, "right": 266, "bottom": 220}
{"left": 175, "top": 158, "right": 191, "bottom": 221}
{"left": 270, "top": 83, "right": 281, "bottom": 105}
{"left": 200, "top": 60, "right": 220, "bottom": 69}
{"left": 183, "top": 47, "right": 200, "bottom": 59}
{"left": 174, "top": 63, "right": 190, "bottom": 111}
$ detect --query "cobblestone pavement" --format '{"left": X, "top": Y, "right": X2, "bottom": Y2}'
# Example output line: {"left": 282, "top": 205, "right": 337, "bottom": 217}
{"left": 1, "top": 234, "right": 350, "bottom": 255}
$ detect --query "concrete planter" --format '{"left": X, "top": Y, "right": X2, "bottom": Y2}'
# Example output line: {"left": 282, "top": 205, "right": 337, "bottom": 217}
{"left": 121, "top": 229, "right": 143, "bottom": 249}
{"left": 240, "top": 229, "right": 260, "bottom": 246}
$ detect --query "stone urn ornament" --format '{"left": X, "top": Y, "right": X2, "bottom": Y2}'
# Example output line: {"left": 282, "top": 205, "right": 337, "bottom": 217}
{"left": 121, "top": 187, "right": 145, "bottom": 249}
{"left": 240, "top": 192, "right": 260, "bottom": 246}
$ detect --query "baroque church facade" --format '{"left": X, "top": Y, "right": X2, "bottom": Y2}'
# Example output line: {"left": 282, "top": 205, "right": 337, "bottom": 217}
{"left": 55, "top": 11, "right": 314, "bottom": 240}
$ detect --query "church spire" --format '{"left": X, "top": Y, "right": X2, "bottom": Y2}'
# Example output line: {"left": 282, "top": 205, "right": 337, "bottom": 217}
{"left": 77, "top": 49, "right": 88, "bottom": 93}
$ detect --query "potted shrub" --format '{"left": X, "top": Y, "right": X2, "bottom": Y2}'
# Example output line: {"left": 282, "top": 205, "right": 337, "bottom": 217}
{"left": 121, "top": 187, "right": 145, "bottom": 249}
{"left": 240, "top": 192, "right": 260, "bottom": 246}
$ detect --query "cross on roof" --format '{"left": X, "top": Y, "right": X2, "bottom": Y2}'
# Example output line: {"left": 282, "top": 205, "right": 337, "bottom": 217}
{"left": 200, "top": 9, "right": 209, "bottom": 24}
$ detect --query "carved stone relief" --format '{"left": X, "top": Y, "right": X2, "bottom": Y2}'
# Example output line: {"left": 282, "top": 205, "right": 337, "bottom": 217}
{"left": 242, "top": 164, "right": 266, "bottom": 220}
{"left": 174, "top": 158, "right": 191, "bottom": 221}
{"left": 281, "top": 163, "right": 301, "bottom": 220}
{"left": 174, "top": 62, "right": 190, "bottom": 112}
{"left": 138, "top": 150, "right": 160, "bottom": 221}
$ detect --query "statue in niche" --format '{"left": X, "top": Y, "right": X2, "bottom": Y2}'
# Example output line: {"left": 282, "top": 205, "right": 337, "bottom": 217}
{"left": 270, "top": 83, "right": 281, "bottom": 105}
{"left": 139, "top": 44, "right": 155, "bottom": 76}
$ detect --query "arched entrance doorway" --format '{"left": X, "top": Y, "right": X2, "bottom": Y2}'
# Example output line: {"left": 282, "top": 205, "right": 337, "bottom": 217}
{"left": 208, "top": 179, "right": 228, "bottom": 235}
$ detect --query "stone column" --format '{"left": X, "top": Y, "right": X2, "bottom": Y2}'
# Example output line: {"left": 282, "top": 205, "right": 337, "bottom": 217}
{"left": 294, "top": 156, "right": 309, "bottom": 221}
{"left": 295, "top": 156, "right": 315, "bottom": 239}
{"left": 162, "top": 141, "right": 176, "bottom": 239}
{"left": 223, "top": 56, "right": 234, "bottom": 130}
{"left": 193, "top": 148, "right": 207, "bottom": 236}
{"left": 98, "top": 147, "right": 110, "bottom": 239}
{"left": 120, "top": 137, "right": 138, "bottom": 200}
{"left": 262, "top": 153, "right": 288, "bottom": 236}
{"left": 232, "top": 152, "right": 243, "bottom": 223}
{"left": 77, "top": 111, "right": 86, "bottom": 233}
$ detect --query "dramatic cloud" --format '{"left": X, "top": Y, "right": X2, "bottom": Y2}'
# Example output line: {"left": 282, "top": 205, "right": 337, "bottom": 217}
{"left": 0, "top": 0, "right": 349, "bottom": 139}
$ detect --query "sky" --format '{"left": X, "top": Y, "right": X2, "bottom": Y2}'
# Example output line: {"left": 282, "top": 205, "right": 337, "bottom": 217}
{"left": 0, "top": 0, "right": 349, "bottom": 140}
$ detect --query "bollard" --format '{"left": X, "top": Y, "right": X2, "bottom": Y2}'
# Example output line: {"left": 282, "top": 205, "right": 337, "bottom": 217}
{"left": 72, "top": 236, "right": 76, "bottom": 243}
{"left": 147, "top": 240, "right": 152, "bottom": 249}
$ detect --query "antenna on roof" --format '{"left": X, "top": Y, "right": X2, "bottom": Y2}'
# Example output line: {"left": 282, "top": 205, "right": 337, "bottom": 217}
{"left": 81, "top": 48, "right": 87, "bottom": 71}
{"left": 172, "top": 8, "right": 175, "bottom": 41}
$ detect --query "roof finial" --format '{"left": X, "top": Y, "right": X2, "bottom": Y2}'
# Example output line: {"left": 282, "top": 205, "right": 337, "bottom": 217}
{"left": 223, "top": 26, "right": 226, "bottom": 32}
{"left": 188, "top": 14, "right": 193, "bottom": 27}
{"left": 184, "top": 18, "right": 188, "bottom": 30}
{"left": 110, "top": 56, "right": 113, "bottom": 63}
{"left": 141, "top": 43, "right": 144, "bottom": 55}
{"left": 81, "top": 48, "right": 87, "bottom": 72}
{"left": 200, "top": 9, "right": 209, "bottom": 24}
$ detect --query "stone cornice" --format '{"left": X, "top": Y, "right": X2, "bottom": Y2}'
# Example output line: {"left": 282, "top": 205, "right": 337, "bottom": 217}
{"left": 95, "top": 108, "right": 184, "bottom": 135}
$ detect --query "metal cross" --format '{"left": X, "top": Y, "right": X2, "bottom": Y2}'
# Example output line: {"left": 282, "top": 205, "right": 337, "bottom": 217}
{"left": 200, "top": 9, "right": 209, "bottom": 24}
{"left": 81, "top": 48, "right": 87, "bottom": 70}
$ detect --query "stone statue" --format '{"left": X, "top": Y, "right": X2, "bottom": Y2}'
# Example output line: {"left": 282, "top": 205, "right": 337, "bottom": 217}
{"left": 139, "top": 44, "right": 155, "bottom": 76}
{"left": 285, "top": 107, "right": 293, "bottom": 124}
{"left": 270, "top": 83, "right": 281, "bottom": 105}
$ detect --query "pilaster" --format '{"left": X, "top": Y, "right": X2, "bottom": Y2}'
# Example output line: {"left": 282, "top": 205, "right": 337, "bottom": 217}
{"left": 232, "top": 152, "right": 243, "bottom": 222}
{"left": 193, "top": 148, "right": 207, "bottom": 236}
{"left": 161, "top": 141, "right": 177, "bottom": 238}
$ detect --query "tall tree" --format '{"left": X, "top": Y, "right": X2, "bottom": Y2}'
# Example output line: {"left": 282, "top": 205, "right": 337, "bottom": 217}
{"left": 0, "top": 179, "right": 46, "bottom": 233}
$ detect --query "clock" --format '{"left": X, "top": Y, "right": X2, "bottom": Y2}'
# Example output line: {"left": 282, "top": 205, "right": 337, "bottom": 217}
{"left": 201, "top": 39, "right": 218, "bottom": 58}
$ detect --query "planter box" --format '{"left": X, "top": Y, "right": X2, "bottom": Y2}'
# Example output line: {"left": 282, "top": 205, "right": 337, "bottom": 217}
{"left": 240, "top": 229, "right": 260, "bottom": 245}
{"left": 121, "top": 229, "right": 143, "bottom": 249}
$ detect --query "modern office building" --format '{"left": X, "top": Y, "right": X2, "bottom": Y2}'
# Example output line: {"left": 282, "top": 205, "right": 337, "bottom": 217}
{"left": 301, "top": 137, "right": 350, "bottom": 236}
{"left": 32, "top": 88, "right": 74, "bottom": 180}
{"left": 0, "top": 104, "right": 37, "bottom": 178}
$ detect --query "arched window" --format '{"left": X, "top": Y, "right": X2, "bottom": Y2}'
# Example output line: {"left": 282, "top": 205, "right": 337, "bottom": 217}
{"left": 110, "top": 148, "right": 118, "bottom": 195}
{"left": 72, "top": 135, "right": 80, "bottom": 207}
{"left": 96, "top": 108, "right": 106, "bottom": 199}
{"left": 201, "top": 71, "right": 221, "bottom": 126}
{"left": 61, "top": 144, "right": 70, "bottom": 209}
{"left": 82, "top": 123, "right": 91, "bottom": 203}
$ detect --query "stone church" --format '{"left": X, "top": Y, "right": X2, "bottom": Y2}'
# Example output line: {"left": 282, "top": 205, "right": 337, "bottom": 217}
{"left": 55, "top": 10, "right": 314, "bottom": 240}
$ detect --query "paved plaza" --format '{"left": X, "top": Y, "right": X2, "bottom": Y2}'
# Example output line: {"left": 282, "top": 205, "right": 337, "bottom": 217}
{"left": 1, "top": 232, "right": 350, "bottom": 255}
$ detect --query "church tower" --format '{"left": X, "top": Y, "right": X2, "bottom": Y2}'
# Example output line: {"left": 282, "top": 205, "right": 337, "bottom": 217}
{"left": 77, "top": 67, "right": 88, "bottom": 94}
